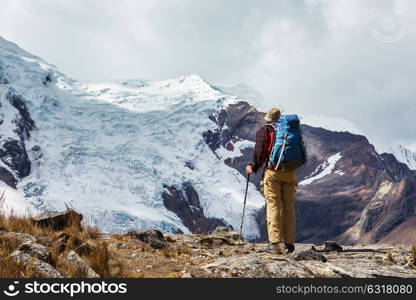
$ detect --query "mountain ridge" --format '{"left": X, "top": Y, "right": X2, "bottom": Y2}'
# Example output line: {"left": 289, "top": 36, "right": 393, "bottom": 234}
{"left": 1, "top": 36, "right": 415, "bottom": 244}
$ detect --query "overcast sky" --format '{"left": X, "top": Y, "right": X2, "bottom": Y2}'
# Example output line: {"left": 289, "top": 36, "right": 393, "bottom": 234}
{"left": 1, "top": 0, "right": 415, "bottom": 151}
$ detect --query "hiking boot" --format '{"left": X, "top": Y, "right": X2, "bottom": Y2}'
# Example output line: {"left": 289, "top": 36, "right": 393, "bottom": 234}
{"left": 258, "top": 243, "right": 283, "bottom": 254}
{"left": 285, "top": 243, "right": 295, "bottom": 253}
{"left": 271, "top": 243, "right": 283, "bottom": 255}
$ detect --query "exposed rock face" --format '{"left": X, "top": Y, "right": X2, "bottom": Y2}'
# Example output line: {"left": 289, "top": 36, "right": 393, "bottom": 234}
{"left": 0, "top": 140, "right": 31, "bottom": 178}
{"left": 203, "top": 102, "right": 265, "bottom": 189}
{"left": 5, "top": 90, "right": 35, "bottom": 141}
{"left": 162, "top": 182, "right": 226, "bottom": 234}
{"left": 0, "top": 88, "right": 34, "bottom": 188}
{"left": 175, "top": 230, "right": 416, "bottom": 278}
{"left": 0, "top": 167, "right": 17, "bottom": 188}
{"left": 203, "top": 101, "right": 416, "bottom": 245}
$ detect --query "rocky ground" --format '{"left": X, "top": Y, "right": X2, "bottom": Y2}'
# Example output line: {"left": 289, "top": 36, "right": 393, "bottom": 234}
{"left": 1, "top": 210, "right": 415, "bottom": 278}
{"left": 108, "top": 227, "right": 416, "bottom": 278}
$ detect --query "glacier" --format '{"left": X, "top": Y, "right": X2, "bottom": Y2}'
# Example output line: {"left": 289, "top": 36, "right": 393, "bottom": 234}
{"left": 388, "top": 144, "right": 416, "bottom": 171}
{"left": 0, "top": 36, "right": 264, "bottom": 239}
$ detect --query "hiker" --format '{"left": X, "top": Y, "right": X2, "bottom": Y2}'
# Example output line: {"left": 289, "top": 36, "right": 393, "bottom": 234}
{"left": 246, "top": 108, "right": 306, "bottom": 254}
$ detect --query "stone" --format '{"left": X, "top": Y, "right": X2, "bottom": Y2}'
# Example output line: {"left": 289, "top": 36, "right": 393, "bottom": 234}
{"left": 181, "top": 272, "right": 193, "bottom": 278}
{"left": 211, "top": 226, "right": 241, "bottom": 240}
{"left": 55, "top": 233, "right": 71, "bottom": 253}
{"left": 32, "top": 210, "right": 83, "bottom": 230}
{"left": 127, "top": 229, "right": 166, "bottom": 249}
{"left": 199, "top": 226, "right": 242, "bottom": 246}
{"left": 10, "top": 250, "right": 62, "bottom": 278}
{"left": 199, "top": 236, "right": 229, "bottom": 246}
{"left": 0, "top": 231, "right": 36, "bottom": 247}
{"left": 324, "top": 241, "right": 343, "bottom": 252}
{"left": 66, "top": 250, "right": 100, "bottom": 278}
{"left": 17, "top": 242, "right": 52, "bottom": 263}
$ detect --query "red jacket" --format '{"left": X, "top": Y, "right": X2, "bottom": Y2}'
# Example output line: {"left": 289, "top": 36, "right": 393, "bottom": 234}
{"left": 251, "top": 124, "right": 275, "bottom": 173}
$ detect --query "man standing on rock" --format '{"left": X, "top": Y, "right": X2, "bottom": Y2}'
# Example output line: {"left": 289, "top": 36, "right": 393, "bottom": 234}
{"left": 246, "top": 108, "right": 306, "bottom": 254}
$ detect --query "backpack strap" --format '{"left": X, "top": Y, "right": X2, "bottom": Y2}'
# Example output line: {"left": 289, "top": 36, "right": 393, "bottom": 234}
{"left": 264, "top": 124, "right": 276, "bottom": 168}
{"left": 274, "top": 133, "right": 288, "bottom": 170}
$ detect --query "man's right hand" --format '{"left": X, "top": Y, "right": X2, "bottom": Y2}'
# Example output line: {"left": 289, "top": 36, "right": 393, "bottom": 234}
{"left": 246, "top": 165, "right": 254, "bottom": 175}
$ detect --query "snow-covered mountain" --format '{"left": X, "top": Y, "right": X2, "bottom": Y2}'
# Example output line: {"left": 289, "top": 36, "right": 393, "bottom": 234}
{"left": 1, "top": 36, "right": 416, "bottom": 244}
{"left": 388, "top": 144, "right": 416, "bottom": 171}
{"left": 0, "top": 36, "right": 263, "bottom": 238}
{"left": 202, "top": 101, "right": 416, "bottom": 245}
{"left": 215, "top": 83, "right": 267, "bottom": 112}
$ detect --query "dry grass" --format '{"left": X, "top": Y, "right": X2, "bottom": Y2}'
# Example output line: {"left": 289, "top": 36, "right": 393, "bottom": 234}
{"left": 1, "top": 211, "right": 41, "bottom": 237}
{"left": 177, "top": 243, "right": 192, "bottom": 255}
{"left": 55, "top": 258, "right": 89, "bottom": 277}
{"left": 84, "top": 225, "right": 101, "bottom": 239}
{"left": 85, "top": 242, "right": 111, "bottom": 277}
{"left": 0, "top": 193, "right": 114, "bottom": 278}
{"left": 411, "top": 244, "right": 416, "bottom": 258}
{"left": 0, "top": 190, "right": 215, "bottom": 278}
{"left": 0, "top": 256, "right": 43, "bottom": 278}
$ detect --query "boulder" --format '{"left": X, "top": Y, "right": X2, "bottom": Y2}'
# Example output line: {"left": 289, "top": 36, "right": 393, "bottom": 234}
{"left": 211, "top": 226, "right": 240, "bottom": 239}
{"left": 293, "top": 248, "right": 327, "bottom": 263}
{"left": 127, "top": 229, "right": 166, "bottom": 249}
{"left": 0, "top": 231, "right": 36, "bottom": 247}
{"left": 9, "top": 250, "right": 62, "bottom": 278}
{"left": 32, "top": 210, "right": 83, "bottom": 230}
{"left": 324, "top": 241, "right": 343, "bottom": 252}
{"left": 66, "top": 250, "right": 100, "bottom": 278}
{"left": 199, "top": 226, "right": 242, "bottom": 246}
{"left": 17, "top": 241, "right": 52, "bottom": 263}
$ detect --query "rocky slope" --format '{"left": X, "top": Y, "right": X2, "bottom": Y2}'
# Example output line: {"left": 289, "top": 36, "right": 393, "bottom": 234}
{"left": 0, "top": 36, "right": 264, "bottom": 239}
{"left": 1, "top": 36, "right": 415, "bottom": 245}
{"left": 1, "top": 213, "right": 415, "bottom": 278}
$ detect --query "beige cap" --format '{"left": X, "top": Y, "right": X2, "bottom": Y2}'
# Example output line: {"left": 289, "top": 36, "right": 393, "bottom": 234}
{"left": 264, "top": 107, "right": 281, "bottom": 122}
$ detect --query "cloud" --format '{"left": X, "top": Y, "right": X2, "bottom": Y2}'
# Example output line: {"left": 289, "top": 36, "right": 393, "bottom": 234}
{"left": 0, "top": 0, "right": 415, "bottom": 150}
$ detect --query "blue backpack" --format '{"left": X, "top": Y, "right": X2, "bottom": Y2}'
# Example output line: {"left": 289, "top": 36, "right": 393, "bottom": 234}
{"left": 267, "top": 115, "right": 307, "bottom": 170}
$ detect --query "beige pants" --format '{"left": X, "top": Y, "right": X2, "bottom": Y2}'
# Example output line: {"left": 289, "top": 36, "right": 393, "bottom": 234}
{"left": 262, "top": 168, "right": 297, "bottom": 244}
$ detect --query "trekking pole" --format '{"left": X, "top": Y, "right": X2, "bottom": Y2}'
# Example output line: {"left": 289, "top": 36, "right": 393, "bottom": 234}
{"left": 239, "top": 174, "right": 250, "bottom": 238}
